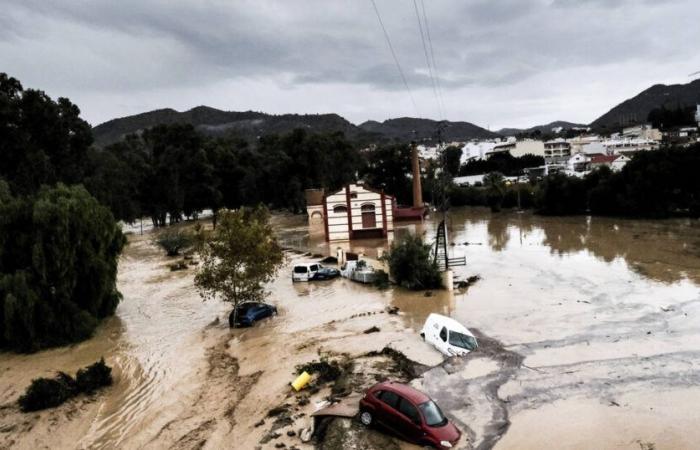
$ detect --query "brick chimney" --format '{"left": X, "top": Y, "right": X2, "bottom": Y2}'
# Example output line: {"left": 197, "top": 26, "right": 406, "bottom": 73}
{"left": 411, "top": 142, "right": 423, "bottom": 208}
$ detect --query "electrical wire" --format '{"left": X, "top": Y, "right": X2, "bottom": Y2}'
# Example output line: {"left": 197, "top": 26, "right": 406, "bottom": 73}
{"left": 412, "top": 0, "right": 442, "bottom": 120}
{"left": 420, "top": 0, "right": 446, "bottom": 120}
{"left": 369, "top": 0, "right": 419, "bottom": 116}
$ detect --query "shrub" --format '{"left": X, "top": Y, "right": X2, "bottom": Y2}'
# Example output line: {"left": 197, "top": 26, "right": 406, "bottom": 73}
{"left": 17, "top": 359, "right": 113, "bottom": 412}
{"left": 155, "top": 229, "right": 194, "bottom": 256}
{"left": 76, "top": 358, "right": 113, "bottom": 393}
{"left": 18, "top": 372, "right": 78, "bottom": 412}
{"left": 387, "top": 234, "right": 442, "bottom": 290}
{"left": 373, "top": 269, "right": 390, "bottom": 290}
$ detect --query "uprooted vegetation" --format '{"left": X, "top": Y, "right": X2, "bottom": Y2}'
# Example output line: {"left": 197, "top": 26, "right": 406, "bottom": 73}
{"left": 18, "top": 359, "right": 113, "bottom": 412}
{"left": 296, "top": 356, "right": 355, "bottom": 396}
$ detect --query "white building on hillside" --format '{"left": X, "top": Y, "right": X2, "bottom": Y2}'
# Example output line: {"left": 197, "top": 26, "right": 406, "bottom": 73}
{"left": 510, "top": 139, "right": 545, "bottom": 157}
{"left": 604, "top": 137, "right": 658, "bottom": 155}
{"left": 566, "top": 153, "right": 591, "bottom": 173}
{"left": 461, "top": 141, "right": 499, "bottom": 162}
{"left": 544, "top": 138, "right": 572, "bottom": 163}
{"left": 622, "top": 124, "right": 662, "bottom": 141}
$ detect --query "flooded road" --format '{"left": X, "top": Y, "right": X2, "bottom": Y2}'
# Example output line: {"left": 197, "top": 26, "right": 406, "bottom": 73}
{"left": 277, "top": 208, "right": 700, "bottom": 449}
{"left": 1, "top": 207, "right": 699, "bottom": 449}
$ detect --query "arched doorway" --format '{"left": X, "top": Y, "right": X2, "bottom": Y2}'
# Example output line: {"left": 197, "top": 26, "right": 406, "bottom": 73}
{"left": 361, "top": 203, "right": 376, "bottom": 228}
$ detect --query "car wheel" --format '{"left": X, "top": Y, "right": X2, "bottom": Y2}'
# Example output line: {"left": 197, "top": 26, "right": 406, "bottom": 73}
{"left": 359, "top": 410, "right": 373, "bottom": 426}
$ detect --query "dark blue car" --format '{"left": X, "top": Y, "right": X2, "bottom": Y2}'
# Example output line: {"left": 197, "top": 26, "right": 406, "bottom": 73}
{"left": 313, "top": 266, "right": 340, "bottom": 280}
{"left": 229, "top": 302, "right": 278, "bottom": 328}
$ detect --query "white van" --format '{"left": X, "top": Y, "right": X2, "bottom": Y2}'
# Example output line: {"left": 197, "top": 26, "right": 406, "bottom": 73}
{"left": 292, "top": 263, "right": 320, "bottom": 282}
{"left": 421, "top": 313, "right": 478, "bottom": 357}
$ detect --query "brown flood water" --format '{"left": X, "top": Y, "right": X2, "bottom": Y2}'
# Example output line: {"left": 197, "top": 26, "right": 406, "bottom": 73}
{"left": 1, "top": 207, "right": 699, "bottom": 450}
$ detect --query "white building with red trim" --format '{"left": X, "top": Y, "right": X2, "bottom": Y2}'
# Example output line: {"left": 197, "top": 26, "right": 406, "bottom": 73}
{"left": 322, "top": 183, "right": 394, "bottom": 241}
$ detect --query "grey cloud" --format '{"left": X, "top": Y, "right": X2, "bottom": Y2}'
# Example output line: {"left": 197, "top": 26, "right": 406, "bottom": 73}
{"left": 1, "top": 0, "right": 698, "bottom": 126}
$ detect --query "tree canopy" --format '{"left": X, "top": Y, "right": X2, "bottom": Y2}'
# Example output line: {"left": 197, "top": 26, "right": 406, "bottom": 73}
{"left": 387, "top": 234, "right": 442, "bottom": 290}
{"left": 0, "top": 183, "right": 125, "bottom": 352}
{"left": 0, "top": 73, "right": 93, "bottom": 196}
{"left": 194, "top": 206, "right": 284, "bottom": 326}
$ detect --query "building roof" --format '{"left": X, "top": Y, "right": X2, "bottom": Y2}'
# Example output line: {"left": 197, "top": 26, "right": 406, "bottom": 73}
{"left": 590, "top": 154, "right": 618, "bottom": 164}
{"left": 325, "top": 183, "right": 395, "bottom": 200}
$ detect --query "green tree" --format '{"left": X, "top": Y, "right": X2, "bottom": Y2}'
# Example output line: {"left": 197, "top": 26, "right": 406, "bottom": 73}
{"left": 194, "top": 206, "right": 284, "bottom": 327}
{"left": 387, "top": 234, "right": 442, "bottom": 290}
{"left": 0, "top": 183, "right": 125, "bottom": 352}
{"left": 483, "top": 172, "right": 506, "bottom": 212}
{"left": 154, "top": 229, "right": 194, "bottom": 256}
{"left": 443, "top": 145, "right": 463, "bottom": 176}
{"left": 0, "top": 73, "right": 93, "bottom": 196}
{"left": 360, "top": 143, "right": 412, "bottom": 204}
{"left": 535, "top": 173, "right": 588, "bottom": 215}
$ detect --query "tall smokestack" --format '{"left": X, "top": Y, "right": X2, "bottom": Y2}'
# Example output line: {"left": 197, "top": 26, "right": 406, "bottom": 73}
{"left": 411, "top": 142, "right": 423, "bottom": 208}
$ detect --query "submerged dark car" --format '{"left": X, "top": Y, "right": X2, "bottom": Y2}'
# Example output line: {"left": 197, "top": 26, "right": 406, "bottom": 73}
{"left": 229, "top": 302, "right": 277, "bottom": 328}
{"left": 359, "top": 381, "right": 461, "bottom": 449}
{"left": 312, "top": 266, "right": 340, "bottom": 280}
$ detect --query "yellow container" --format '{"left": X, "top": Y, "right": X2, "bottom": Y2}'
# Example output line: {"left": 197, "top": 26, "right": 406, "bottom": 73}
{"left": 292, "top": 371, "right": 312, "bottom": 391}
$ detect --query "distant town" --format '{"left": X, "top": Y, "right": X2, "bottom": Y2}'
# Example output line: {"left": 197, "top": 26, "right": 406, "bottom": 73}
{"left": 413, "top": 104, "right": 700, "bottom": 186}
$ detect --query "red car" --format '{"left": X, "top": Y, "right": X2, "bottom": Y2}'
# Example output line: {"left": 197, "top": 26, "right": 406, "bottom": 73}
{"left": 359, "top": 381, "right": 461, "bottom": 449}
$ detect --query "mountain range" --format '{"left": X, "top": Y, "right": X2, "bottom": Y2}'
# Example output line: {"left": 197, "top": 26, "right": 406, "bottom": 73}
{"left": 92, "top": 79, "right": 700, "bottom": 147}
{"left": 497, "top": 121, "right": 587, "bottom": 136}
{"left": 590, "top": 78, "right": 700, "bottom": 130}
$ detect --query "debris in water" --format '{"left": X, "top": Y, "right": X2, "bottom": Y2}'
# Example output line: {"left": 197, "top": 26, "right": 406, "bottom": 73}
{"left": 320, "top": 256, "right": 338, "bottom": 264}
{"left": 386, "top": 306, "right": 399, "bottom": 315}
{"left": 455, "top": 275, "right": 481, "bottom": 289}
{"left": 292, "top": 371, "right": 312, "bottom": 391}
{"left": 169, "top": 260, "right": 188, "bottom": 271}
{"left": 267, "top": 405, "right": 290, "bottom": 417}
{"left": 363, "top": 326, "right": 380, "bottom": 334}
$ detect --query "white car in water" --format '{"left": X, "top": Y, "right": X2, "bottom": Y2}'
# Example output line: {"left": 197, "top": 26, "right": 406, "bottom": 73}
{"left": 421, "top": 313, "right": 478, "bottom": 357}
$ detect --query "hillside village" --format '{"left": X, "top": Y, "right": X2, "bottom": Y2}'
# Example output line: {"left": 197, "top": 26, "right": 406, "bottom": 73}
{"left": 414, "top": 104, "right": 700, "bottom": 186}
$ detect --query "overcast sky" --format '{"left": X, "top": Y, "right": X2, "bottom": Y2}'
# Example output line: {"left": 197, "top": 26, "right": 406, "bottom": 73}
{"left": 2, "top": 0, "right": 699, "bottom": 129}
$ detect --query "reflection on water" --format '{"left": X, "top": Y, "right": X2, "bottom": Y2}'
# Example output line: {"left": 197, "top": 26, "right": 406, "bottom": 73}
{"left": 275, "top": 208, "right": 700, "bottom": 286}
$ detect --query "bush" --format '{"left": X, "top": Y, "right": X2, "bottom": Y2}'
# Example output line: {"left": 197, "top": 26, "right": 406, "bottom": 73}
{"left": 18, "top": 372, "right": 78, "bottom": 412}
{"left": 17, "top": 359, "right": 113, "bottom": 412}
{"left": 387, "top": 234, "right": 442, "bottom": 290}
{"left": 76, "top": 358, "right": 113, "bottom": 393}
{"left": 373, "top": 269, "right": 390, "bottom": 290}
{"left": 154, "top": 229, "right": 194, "bottom": 256}
{"left": 535, "top": 173, "right": 588, "bottom": 215}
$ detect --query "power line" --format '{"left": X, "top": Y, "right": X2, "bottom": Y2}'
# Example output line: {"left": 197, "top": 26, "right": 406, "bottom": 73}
{"left": 419, "top": 0, "right": 446, "bottom": 120}
{"left": 412, "top": 0, "right": 442, "bottom": 120}
{"left": 369, "top": 0, "right": 419, "bottom": 116}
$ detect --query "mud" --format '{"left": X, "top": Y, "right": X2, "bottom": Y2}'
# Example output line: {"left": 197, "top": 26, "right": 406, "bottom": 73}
{"left": 0, "top": 208, "right": 698, "bottom": 450}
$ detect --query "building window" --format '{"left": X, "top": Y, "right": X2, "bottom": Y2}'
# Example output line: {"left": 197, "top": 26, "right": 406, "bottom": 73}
{"left": 350, "top": 192, "right": 358, "bottom": 199}
{"left": 360, "top": 203, "right": 375, "bottom": 212}
{"left": 333, "top": 205, "right": 348, "bottom": 214}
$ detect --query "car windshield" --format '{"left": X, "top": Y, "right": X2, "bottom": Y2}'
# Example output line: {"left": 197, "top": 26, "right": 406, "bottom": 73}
{"left": 236, "top": 303, "right": 256, "bottom": 314}
{"left": 448, "top": 331, "right": 478, "bottom": 350}
{"left": 419, "top": 401, "right": 447, "bottom": 427}
{"left": 293, "top": 266, "right": 307, "bottom": 273}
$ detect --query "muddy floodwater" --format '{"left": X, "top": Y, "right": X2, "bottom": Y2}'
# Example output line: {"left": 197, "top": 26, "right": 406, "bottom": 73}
{"left": 1, "top": 207, "right": 699, "bottom": 450}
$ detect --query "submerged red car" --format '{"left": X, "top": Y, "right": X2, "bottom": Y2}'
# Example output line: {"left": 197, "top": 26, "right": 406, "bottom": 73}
{"left": 359, "top": 381, "right": 461, "bottom": 449}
